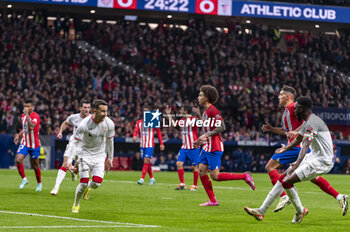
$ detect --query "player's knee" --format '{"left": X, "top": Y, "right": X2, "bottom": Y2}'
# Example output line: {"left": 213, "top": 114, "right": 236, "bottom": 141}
{"left": 91, "top": 176, "right": 103, "bottom": 189}
{"left": 61, "top": 161, "right": 68, "bottom": 168}
{"left": 210, "top": 173, "right": 219, "bottom": 181}
{"left": 265, "top": 164, "right": 273, "bottom": 173}
{"left": 176, "top": 161, "right": 183, "bottom": 168}
{"left": 144, "top": 158, "right": 150, "bottom": 164}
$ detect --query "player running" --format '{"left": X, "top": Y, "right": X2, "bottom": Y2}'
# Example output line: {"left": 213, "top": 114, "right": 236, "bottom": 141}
{"left": 262, "top": 85, "right": 347, "bottom": 213}
{"left": 244, "top": 97, "right": 348, "bottom": 223}
{"left": 71, "top": 99, "right": 115, "bottom": 213}
{"left": 194, "top": 85, "right": 255, "bottom": 207}
{"left": 165, "top": 105, "right": 200, "bottom": 191}
{"left": 50, "top": 99, "right": 91, "bottom": 195}
{"left": 14, "top": 98, "right": 42, "bottom": 192}
{"left": 133, "top": 106, "right": 165, "bottom": 185}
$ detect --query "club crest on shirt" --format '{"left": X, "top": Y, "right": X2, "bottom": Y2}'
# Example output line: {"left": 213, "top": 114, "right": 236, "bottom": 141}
{"left": 103, "top": 126, "right": 108, "bottom": 131}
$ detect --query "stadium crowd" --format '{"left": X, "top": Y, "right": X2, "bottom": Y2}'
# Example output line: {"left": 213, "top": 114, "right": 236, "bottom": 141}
{"left": 1, "top": 10, "right": 349, "bottom": 143}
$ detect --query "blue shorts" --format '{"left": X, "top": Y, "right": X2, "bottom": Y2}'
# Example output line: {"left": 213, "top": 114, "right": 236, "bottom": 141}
{"left": 177, "top": 148, "right": 200, "bottom": 166}
{"left": 140, "top": 147, "right": 154, "bottom": 159}
{"left": 271, "top": 147, "right": 310, "bottom": 166}
{"left": 16, "top": 145, "right": 41, "bottom": 159}
{"left": 199, "top": 150, "right": 223, "bottom": 170}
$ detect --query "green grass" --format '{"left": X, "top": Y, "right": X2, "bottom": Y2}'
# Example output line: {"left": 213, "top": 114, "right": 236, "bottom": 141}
{"left": 0, "top": 169, "right": 349, "bottom": 232}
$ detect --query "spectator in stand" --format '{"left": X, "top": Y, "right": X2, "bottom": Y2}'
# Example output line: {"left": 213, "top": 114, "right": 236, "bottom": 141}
{"left": 221, "top": 154, "right": 233, "bottom": 172}
{"left": 131, "top": 152, "right": 143, "bottom": 171}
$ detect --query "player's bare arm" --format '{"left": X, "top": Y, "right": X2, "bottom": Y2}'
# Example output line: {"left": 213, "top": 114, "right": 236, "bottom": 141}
{"left": 194, "top": 120, "right": 226, "bottom": 147}
{"left": 14, "top": 130, "right": 24, "bottom": 144}
{"left": 105, "top": 137, "right": 114, "bottom": 172}
{"left": 57, "top": 120, "right": 68, "bottom": 139}
{"left": 287, "top": 138, "right": 311, "bottom": 176}
{"left": 275, "top": 133, "right": 303, "bottom": 154}
{"left": 262, "top": 121, "right": 285, "bottom": 135}
{"left": 286, "top": 124, "right": 303, "bottom": 141}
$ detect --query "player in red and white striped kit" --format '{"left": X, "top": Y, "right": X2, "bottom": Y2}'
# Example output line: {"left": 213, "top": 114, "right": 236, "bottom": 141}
{"left": 165, "top": 105, "right": 200, "bottom": 191}
{"left": 14, "top": 98, "right": 42, "bottom": 192}
{"left": 194, "top": 85, "right": 255, "bottom": 207}
{"left": 133, "top": 106, "right": 165, "bottom": 185}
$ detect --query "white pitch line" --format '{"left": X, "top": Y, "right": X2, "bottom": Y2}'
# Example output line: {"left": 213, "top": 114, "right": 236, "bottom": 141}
{"left": 0, "top": 210, "right": 160, "bottom": 228}
{"left": 0, "top": 225, "right": 148, "bottom": 229}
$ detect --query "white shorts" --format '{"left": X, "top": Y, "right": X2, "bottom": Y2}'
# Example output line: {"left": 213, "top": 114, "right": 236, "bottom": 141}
{"left": 294, "top": 153, "right": 333, "bottom": 181}
{"left": 63, "top": 143, "right": 77, "bottom": 163}
{"left": 78, "top": 155, "right": 106, "bottom": 179}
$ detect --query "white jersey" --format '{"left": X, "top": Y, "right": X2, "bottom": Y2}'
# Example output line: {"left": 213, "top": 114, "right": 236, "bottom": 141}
{"left": 299, "top": 114, "right": 333, "bottom": 164}
{"left": 75, "top": 115, "right": 115, "bottom": 158}
{"left": 66, "top": 113, "right": 87, "bottom": 143}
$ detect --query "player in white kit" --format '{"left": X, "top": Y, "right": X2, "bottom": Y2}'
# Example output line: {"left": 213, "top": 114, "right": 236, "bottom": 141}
{"left": 71, "top": 99, "right": 115, "bottom": 213}
{"left": 50, "top": 99, "right": 91, "bottom": 195}
{"left": 244, "top": 96, "right": 348, "bottom": 223}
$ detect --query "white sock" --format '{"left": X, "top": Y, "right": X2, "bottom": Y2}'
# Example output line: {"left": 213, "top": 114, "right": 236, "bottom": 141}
{"left": 54, "top": 169, "right": 67, "bottom": 188}
{"left": 285, "top": 187, "right": 303, "bottom": 213}
{"left": 23, "top": 177, "right": 28, "bottom": 181}
{"left": 259, "top": 181, "right": 284, "bottom": 215}
{"left": 87, "top": 181, "right": 91, "bottom": 188}
{"left": 336, "top": 194, "right": 343, "bottom": 201}
{"left": 73, "top": 183, "right": 87, "bottom": 206}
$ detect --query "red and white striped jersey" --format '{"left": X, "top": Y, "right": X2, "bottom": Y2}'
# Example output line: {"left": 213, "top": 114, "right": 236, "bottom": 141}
{"left": 202, "top": 105, "right": 224, "bottom": 152}
{"left": 177, "top": 116, "right": 198, "bottom": 149}
{"left": 20, "top": 112, "right": 40, "bottom": 149}
{"left": 282, "top": 102, "right": 303, "bottom": 144}
{"left": 133, "top": 119, "right": 164, "bottom": 148}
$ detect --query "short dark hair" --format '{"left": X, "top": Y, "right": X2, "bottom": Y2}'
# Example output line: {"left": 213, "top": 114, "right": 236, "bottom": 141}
{"left": 296, "top": 96, "right": 313, "bottom": 109}
{"left": 282, "top": 85, "right": 297, "bottom": 99}
{"left": 143, "top": 105, "right": 154, "bottom": 111}
{"left": 24, "top": 98, "right": 33, "bottom": 104}
{"left": 80, "top": 99, "right": 91, "bottom": 107}
{"left": 200, "top": 85, "right": 219, "bottom": 104}
{"left": 92, "top": 99, "right": 108, "bottom": 109}
{"left": 182, "top": 105, "right": 192, "bottom": 114}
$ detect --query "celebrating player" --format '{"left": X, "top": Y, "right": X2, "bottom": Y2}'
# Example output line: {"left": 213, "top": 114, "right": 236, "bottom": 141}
{"left": 165, "top": 105, "right": 200, "bottom": 191}
{"left": 14, "top": 98, "right": 42, "bottom": 191}
{"left": 133, "top": 106, "right": 165, "bottom": 185}
{"left": 71, "top": 99, "right": 115, "bottom": 213}
{"left": 194, "top": 85, "right": 255, "bottom": 207}
{"left": 261, "top": 86, "right": 347, "bottom": 213}
{"left": 244, "top": 96, "right": 348, "bottom": 223}
{"left": 50, "top": 99, "right": 91, "bottom": 195}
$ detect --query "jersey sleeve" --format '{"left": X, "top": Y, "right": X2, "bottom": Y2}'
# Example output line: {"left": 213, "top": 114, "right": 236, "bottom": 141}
{"left": 107, "top": 120, "right": 115, "bottom": 139}
{"left": 133, "top": 121, "right": 140, "bottom": 137}
{"left": 74, "top": 123, "right": 86, "bottom": 141}
{"left": 155, "top": 128, "right": 164, "bottom": 145}
{"left": 66, "top": 115, "right": 74, "bottom": 126}
{"left": 208, "top": 107, "right": 223, "bottom": 121}
{"left": 31, "top": 113, "right": 40, "bottom": 126}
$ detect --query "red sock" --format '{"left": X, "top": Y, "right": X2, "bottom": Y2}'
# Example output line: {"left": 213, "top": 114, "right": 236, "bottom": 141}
{"left": 148, "top": 163, "right": 153, "bottom": 179}
{"left": 314, "top": 177, "right": 339, "bottom": 199}
{"left": 217, "top": 172, "right": 245, "bottom": 181}
{"left": 178, "top": 169, "right": 185, "bottom": 184}
{"left": 34, "top": 167, "right": 41, "bottom": 183}
{"left": 60, "top": 167, "right": 67, "bottom": 172}
{"left": 200, "top": 175, "right": 216, "bottom": 202}
{"left": 141, "top": 163, "right": 148, "bottom": 179}
{"left": 268, "top": 170, "right": 287, "bottom": 197}
{"left": 193, "top": 171, "right": 199, "bottom": 186}
{"left": 17, "top": 163, "right": 26, "bottom": 179}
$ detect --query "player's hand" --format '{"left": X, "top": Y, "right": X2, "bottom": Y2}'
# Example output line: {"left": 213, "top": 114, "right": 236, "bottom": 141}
{"left": 165, "top": 105, "right": 171, "bottom": 115}
{"left": 57, "top": 132, "right": 63, "bottom": 139}
{"left": 275, "top": 144, "right": 287, "bottom": 154}
{"left": 14, "top": 135, "right": 19, "bottom": 145}
{"left": 287, "top": 131, "right": 298, "bottom": 141}
{"left": 105, "top": 159, "right": 113, "bottom": 172}
{"left": 287, "top": 162, "right": 298, "bottom": 176}
{"left": 160, "top": 144, "right": 165, "bottom": 151}
{"left": 194, "top": 134, "right": 208, "bottom": 148}
{"left": 192, "top": 107, "right": 201, "bottom": 116}
{"left": 68, "top": 163, "right": 74, "bottom": 172}
{"left": 133, "top": 136, "right": 137, "bottom": 142}
{"left": 261, "top": 121, "right": 272, "bottom": 132}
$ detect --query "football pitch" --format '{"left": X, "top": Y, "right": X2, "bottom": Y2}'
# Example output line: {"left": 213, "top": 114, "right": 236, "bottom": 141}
{"left": 0, "top": 169, "right": 348, "bottom": 232}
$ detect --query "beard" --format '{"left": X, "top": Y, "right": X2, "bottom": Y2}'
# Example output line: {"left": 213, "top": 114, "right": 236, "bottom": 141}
{"left": 296, "top": 114, "right": 302, "bottom": 121}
